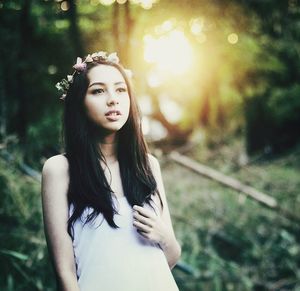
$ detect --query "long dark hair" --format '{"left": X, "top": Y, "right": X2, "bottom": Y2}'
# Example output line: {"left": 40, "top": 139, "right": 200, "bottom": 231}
{"left": 63, "top": 58, "right": 163, "bottom": 238}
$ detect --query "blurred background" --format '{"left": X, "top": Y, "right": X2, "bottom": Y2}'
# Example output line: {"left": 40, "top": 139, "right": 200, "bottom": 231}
{"left": 0, "top": 0, "right": 300, "bottom": 290}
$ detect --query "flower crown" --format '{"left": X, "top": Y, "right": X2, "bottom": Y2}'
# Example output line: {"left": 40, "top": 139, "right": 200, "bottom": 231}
{"left": 55, "top": 51, "right": 132, "bottom": 100}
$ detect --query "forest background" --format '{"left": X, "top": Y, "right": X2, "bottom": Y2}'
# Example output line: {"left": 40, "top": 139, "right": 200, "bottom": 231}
{"left": 0, "top": 0, "right": 300, "bottom": 290}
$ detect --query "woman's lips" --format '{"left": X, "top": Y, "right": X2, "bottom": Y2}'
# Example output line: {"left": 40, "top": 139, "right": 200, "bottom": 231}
{"left": 105, "top": 110, "right": 121, "bottom": 121}
{"left": 106, "top": 115, "right": 121, "bottom": 121}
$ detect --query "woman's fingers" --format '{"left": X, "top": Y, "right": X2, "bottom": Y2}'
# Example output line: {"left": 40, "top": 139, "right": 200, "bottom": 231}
{"left": 133, "top": 205, "right": 155, "bottom": 219}
{"left": 133, "top": 211, "right": 153, "bottom": 227}
{"left": 133, "top": 219, "right": 151, "bottom": 233}
{"left": 132, "top": 205, "right": 162, "bottom": 242}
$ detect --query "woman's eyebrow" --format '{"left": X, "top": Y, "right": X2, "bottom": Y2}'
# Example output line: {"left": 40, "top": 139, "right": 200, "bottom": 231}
{"left": 88, "top": 81, "right": 126, "bottom": 88}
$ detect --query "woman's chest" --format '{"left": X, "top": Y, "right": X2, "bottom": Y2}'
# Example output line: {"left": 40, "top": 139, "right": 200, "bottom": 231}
{"left": 104, "top": 162, "right": 125, "bottom": 198}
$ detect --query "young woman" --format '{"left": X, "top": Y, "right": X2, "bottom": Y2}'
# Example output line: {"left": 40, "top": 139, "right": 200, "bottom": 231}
{"left": 41, "top": 51, "right": 181, "bottom": 291}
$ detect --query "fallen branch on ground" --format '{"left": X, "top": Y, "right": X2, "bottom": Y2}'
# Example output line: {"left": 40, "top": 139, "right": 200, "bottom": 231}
{"left": 169, "top": 151, "right": 300, "bottom": 224}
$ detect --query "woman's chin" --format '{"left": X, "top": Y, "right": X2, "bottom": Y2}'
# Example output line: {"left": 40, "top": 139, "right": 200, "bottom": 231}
{"left": 102, "top": 123, "right": 125, "bottom": 132}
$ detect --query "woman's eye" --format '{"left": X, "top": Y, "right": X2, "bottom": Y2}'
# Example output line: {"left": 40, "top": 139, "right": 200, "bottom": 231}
{"left": 92, "top": 88, "right": 104, "bottom": 94}
{"left": 117, "top": 87, "right": 127, "bottom": 93}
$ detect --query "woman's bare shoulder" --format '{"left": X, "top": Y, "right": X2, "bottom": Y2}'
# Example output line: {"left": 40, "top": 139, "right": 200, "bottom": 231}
{"left": 147, "top": 153, "right": 160, "bottom": 169}
{"left": 42, "top": 154, "right": 69, "bottom": 178}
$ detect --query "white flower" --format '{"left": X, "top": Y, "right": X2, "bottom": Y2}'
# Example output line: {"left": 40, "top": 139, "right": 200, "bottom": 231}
{"left": 91, "top": 52, "right": 99, "bottom": 59}
{"left": 60, "top": 94, "right": 66, "bottom": 100}
{"left": 107, "top": 52, "right": 119, "bottom": 63}
{"left": 55, "top": 82, "right": 62, "bottom": 90}
{"left": 97, "top": 51, "right": 107, "bottom": 58}
{"left": 85, "top": 54, "right": 93, "bottom": 63}
{"left": 67, "top": 75, "right": 73, "bottom": 82}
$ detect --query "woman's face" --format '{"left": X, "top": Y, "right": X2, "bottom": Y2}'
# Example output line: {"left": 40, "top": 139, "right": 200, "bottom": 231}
{"left": 84, "top": 64, "right": 130, "bottom": 133}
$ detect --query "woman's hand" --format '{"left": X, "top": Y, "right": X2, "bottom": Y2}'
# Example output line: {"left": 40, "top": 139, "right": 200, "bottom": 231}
{"left": 132, "top": 205, "right": 172, "bottom": 247}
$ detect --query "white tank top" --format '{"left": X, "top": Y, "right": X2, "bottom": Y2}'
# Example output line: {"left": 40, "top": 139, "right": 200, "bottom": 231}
{"left": 69, "top": 195, "right": 179, "bottom": 291}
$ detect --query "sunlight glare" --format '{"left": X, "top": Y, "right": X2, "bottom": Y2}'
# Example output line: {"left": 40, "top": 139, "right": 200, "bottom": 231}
{"left": 147, "top": 71, "right": 162, "bottom": 88}
{"left": 161, "top": 20, "right": 173, "bottom": 32}
{"left": 99, "top": 0, "right": 115, "bottom": 5}
{"left": 159, "top": 95, "right": 183, "bottom": 124}
{"left": 144, "top": 29, "right": 193, "bottom": 75}
{"left": 196, "top": 33, "right": 207, "bottom": 44}
{"left": 155, "top": 20, "right": 174, "bottom": 34}
{"left": 190, "top": 18, "right": 204, "bottom": 36}
{"left": 129, "top": 0, "right": 158, "bottom": 8}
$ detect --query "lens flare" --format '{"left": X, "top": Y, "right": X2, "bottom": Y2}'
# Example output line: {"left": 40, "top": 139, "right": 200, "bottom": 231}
{"left": 228, "top": 33, "right": 239, "bottom": 44}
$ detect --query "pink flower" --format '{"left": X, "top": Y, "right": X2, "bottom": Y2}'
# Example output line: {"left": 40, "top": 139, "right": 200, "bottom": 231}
{"left": 73, "top": 57, "right": 87, "bottom": 71}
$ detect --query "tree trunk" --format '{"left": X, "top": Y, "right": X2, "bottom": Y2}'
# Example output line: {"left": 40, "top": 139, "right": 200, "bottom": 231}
{"left": 0, "top": 64, "right": 6, "bottom": 140}
{"left": 200, "top": 93, "right": 210, "bottom": 127}
{"left": 124, "top": 1, "right": 134, "bottom": 66}
{"left": 67, "top": 0, "right": 84, "bottom": 56}
{"left": 113, "top": 2, "right": 121, "bottom": 55}
{"left": 16, "top": 0, "right": 32, "bottom": 143}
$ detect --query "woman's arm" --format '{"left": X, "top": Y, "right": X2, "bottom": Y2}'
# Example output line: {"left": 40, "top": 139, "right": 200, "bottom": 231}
{"left": 41, "top": 155, "right": 80, "bottom": 291}
{"left": 133, "top": 154, "right": 181, "bottom": 269}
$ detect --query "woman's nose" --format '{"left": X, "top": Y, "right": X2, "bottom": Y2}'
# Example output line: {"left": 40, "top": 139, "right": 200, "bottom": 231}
{"left": 106, "top": 89, "right": 119, "bottom": 105}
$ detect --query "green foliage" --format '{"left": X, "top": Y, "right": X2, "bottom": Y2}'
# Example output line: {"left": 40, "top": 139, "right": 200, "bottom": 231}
{"left": 1, "top": 140, "right": 300, "bottom": 290}
{"left": 240, "top": 1, "right": 300, "bottom": 154}
{"left": 0, "top": 0, "right": 76, "bottom": 159}
{"left": 268, "top": 85, "right": 300, "bottom": 125}
{"left": 164, "top": 140, "right": 300, "bottom": 290}
{"left": 245, "top": 84, "right": 300, "bottom": 154}
{"left": 0, "top": 154, "right": 55, "bottom": 291}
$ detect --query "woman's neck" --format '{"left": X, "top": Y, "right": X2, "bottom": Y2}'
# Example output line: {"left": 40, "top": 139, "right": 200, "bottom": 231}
{"left": 98, "top": 133, "right": 118, "bottom": 164}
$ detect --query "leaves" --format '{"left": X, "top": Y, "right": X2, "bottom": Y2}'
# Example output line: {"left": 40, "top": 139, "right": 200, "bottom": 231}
{"left": 0, "top": 250, "right": 29, "bottom": 261}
